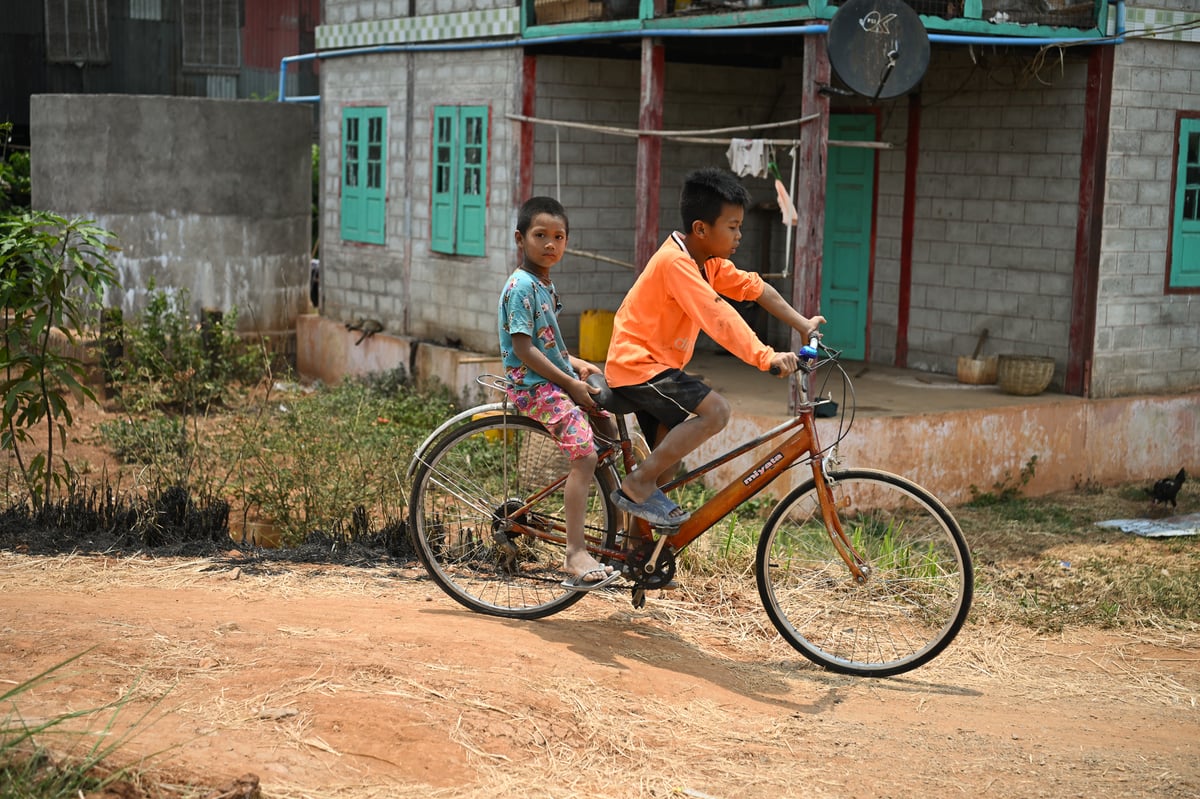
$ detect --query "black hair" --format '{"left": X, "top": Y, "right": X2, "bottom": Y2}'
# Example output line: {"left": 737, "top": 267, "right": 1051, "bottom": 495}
{"left": 516, "top": 196, "right": 569, "bottom": 236}
{"left": 679, "top": 167, "right": 751, "bottom": 230}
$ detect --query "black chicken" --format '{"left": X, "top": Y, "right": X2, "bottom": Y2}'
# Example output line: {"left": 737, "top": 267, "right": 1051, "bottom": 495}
{"left": 1145, "top": 468, "right": 1186, "bottom": 507}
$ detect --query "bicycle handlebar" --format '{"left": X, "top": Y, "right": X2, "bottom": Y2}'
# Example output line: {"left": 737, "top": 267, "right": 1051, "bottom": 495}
{"left": 770, "top": 334, "right": 822, "bottom": 376}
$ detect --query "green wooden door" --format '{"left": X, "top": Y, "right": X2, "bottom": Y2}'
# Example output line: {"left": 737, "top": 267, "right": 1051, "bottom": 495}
{"left": 820, "top": 114, "right": 876, "bottom": 360}
{"left": 1171, "top": 118, "right": 1200, "bottom": 289}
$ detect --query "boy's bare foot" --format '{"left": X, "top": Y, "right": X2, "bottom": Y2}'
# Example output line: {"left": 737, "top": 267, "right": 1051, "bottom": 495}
{"left": 564, "top": 552, "right": 613, "bottom": 582}
{"left": 561, "top": 553, "right": 621, "bottom": 592}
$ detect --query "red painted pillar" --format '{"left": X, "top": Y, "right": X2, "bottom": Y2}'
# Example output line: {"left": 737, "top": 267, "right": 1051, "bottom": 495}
{"left": 794, "top": 37, "right": 829, "bottom": 321}
{"left": 1067, "top": 45, "right": 1113, "bottom": 398}
{"left": 517, "top": 55, "right": 537, "bottom": 208}
{"left": 635, "top": 38, "right": 664, "bottom": 274}
{"left": 791, "top": 37, "right": 830, "bottom": 411}
{"left": 896, "top": 92, "right": 921, "bottom": 368}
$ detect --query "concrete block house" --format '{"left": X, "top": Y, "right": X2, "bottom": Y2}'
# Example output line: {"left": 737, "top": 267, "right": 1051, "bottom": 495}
{"left": 297, "top": 0, "right": 1198, "bottom": 498}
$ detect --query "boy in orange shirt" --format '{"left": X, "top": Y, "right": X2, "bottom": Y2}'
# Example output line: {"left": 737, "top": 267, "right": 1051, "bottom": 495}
{"left": 604, "top": 167, "right": 825, "bottom": 526}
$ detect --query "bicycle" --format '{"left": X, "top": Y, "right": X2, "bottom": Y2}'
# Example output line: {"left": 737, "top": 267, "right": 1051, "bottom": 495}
{"left": 407, "top": 339, "right": 973, "bottom": 677}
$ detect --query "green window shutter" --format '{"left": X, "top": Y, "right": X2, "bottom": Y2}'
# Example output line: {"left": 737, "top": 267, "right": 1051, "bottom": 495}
{"left": 430, "top": 105, "right": 489, "bottom": 256}
{"left": 363, "top": 111, "right": 387, "bottom": 244}
{"left": 341, "top": 112, "right": 363, "bottom": 242}
{"left": 431, "top": 107, "right": 457, "bottom": 254}
{"left": 341, "top": 107, "right": 387, "bottom": 245}
{"left": 1170, "top": 118, "right": 1200, "bottom": 289}
{"left": 456, "top": 107, "right": 489, "bottom": 257}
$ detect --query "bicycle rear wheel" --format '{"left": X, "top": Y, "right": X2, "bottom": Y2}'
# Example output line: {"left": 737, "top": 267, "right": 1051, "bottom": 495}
{"left": 756, "top": 469, "right": 972, "bottom": 677}
{"left": 409, "top": 413, "right": 620, "bottom": 619}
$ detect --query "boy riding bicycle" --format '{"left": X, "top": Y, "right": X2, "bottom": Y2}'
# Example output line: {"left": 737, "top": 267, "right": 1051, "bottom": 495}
{"left": 604, "top": 167, "right": 825, "bottom": 527}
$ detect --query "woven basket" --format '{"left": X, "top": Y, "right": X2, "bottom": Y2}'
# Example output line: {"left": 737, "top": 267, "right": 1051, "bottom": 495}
{"left": 997, "top": 355, "right": 1055, "bottom": 396}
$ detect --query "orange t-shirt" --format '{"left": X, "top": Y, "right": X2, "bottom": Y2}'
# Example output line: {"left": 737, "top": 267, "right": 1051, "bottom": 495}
{"left": 604, "top": 233, "right": 776, "bottom": 387}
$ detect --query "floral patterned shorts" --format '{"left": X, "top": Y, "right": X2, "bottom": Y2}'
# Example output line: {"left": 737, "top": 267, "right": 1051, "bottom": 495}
{"left": 506, "top": 382, "right": 608, "bottom": 461}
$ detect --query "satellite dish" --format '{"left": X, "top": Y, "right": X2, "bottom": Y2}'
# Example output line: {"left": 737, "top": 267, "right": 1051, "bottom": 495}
{"left": 827, "top": 0, "right": 931, "bottom": 101}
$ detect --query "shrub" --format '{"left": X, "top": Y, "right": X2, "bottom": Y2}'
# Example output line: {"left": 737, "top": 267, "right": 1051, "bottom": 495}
{"left": 0, "top": 212, "right": 118, "bottom": 509}
{"left": 111, "top": 282, "right": 265, "bottom": 413}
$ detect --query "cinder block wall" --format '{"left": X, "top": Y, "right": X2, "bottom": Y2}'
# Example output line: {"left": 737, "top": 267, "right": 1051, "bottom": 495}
{"left": 532, "top": 53, "right": 807, "bottom": 356}
{"left": 1096, "top": 35, "right": 1200, "bottom": 397}
{"left": 317, "top": 55, "right": 412, "bottom": 341}
{"left": 312, "top": 6, "right": 1199, "bottom": 401}
{"left": 318, "top": 46, "right": 522, "bottom": 356}
{"left": 31, "top": 94, "right": 313, "bottom": 333}
{"left": 873, "top": 46, "right": 1091, "bottom": 387}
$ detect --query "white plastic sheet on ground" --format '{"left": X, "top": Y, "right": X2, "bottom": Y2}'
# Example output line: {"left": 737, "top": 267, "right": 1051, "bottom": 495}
{"left": 1096, "top": 513, "right": 1200, "bottom": 538}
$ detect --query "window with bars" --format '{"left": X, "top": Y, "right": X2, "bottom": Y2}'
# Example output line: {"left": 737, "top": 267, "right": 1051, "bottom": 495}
{"left": 181, "top": 0, "right": 241, "bottom": 71}
{"left": 431, "top": 106, "right": 489, "bottom": 257}
{"left": 45, "top": 0, "right": 110, "bottom": 64}
{"left": 341, "top": 107, "right": 388, "bottom": 245}
{"left": 1169, "top": 117, "right": 1200, "bottom": 291}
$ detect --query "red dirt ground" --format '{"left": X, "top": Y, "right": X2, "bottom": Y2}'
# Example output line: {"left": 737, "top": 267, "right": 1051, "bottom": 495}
{"left": 3, "top": 393, "right": 1198, "bottom": 798}
{"left": 2, "top": 552, "right": 1198, "bottom": 799}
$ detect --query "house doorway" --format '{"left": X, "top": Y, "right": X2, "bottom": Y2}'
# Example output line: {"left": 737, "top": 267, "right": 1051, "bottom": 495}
{"left": 820, "top": 114, "right": 877, "bottom": 360}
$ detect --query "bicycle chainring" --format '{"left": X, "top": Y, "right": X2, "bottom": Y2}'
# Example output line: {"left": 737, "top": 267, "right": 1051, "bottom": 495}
{"left": 625, "top": 540, "right": 677, "bottom": 589}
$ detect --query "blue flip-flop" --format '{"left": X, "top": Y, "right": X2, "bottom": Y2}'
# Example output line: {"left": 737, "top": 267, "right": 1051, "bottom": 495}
{"left": 610, "top": 487, "right": 691, "bottom": 527}
{"left": 561, "top": 568, "right": 623, "bottom": 592}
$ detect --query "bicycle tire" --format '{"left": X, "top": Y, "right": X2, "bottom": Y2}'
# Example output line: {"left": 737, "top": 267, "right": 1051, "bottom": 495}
{"left": 409, "top": 413, "right": 621, "bottom": 619}
{"left": 756, "top": 469, "right": 973, "bottom": 677}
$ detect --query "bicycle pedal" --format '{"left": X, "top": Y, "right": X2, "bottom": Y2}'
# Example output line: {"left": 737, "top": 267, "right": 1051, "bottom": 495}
{"left": 631, "top": 587, "right": 646, "bottom": 610}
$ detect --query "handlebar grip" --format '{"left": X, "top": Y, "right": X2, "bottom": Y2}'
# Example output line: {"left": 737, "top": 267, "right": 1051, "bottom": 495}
{"left": 769, "top": 336, "right": 822, "bottom": 375}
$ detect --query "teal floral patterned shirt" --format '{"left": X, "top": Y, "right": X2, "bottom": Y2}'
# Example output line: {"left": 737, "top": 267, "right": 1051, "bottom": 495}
{"left": 498, "top": 269, "right": 576, "bottom": 390}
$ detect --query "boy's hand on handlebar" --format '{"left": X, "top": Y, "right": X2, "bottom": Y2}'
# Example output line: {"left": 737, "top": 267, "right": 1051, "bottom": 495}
{"left": 769, "top": 351, "right": 800, "bottom": 377}
{"left": 803, "top": 315, "right": 827, "bottom": 341}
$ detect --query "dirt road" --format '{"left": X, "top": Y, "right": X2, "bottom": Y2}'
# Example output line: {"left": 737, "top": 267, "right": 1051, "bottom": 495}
{"left": 2, "top": 552, "right": 1197, "bottom": 799}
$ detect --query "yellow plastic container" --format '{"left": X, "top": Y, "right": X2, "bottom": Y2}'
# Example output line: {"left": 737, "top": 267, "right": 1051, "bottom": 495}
{"left": 473, "top": 411, "right": 515, "bottom": 443}
{"left": 579, "top": 309, "right": 614, "bottom": 361}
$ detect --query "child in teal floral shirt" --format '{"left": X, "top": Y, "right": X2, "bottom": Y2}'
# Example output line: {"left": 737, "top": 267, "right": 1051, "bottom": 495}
{"left": 498, "top": 196, "right": 620, "bottom": 592}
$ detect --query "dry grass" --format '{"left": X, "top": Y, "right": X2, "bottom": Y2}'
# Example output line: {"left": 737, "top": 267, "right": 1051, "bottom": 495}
{"left": 3, "top": 473, "right": 1198, "bottom": 798}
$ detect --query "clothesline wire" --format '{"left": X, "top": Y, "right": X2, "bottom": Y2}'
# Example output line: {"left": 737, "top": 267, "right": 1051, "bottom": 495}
{"left": 510, "top": 111, "right": 890, "bottom": 280}
{"left": 506, "top": 112, "right": 820, "bottom": 139}
{"left": 506, "top": 112, "right": 892, "bottom": 148}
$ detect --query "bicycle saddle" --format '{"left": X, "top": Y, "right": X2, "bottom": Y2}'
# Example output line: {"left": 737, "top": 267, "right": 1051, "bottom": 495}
{"left": 585, "top": 374, "right": 640, "bottom": 415}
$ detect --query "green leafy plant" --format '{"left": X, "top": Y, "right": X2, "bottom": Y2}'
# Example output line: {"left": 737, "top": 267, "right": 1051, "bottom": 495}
{"left": 112, "top": 281, "right": 264, "bottom": 413}
{"left": 225, "top": 370, "right": 454, "bottom": 545}
{"left": 0, "top": 212, "right": 118, "bottom": 509}
{"left": 98, "top": 415, "right": 190, "bottom": 465}
{"left": 0, "top": 122, "right": 31, "bottom": 213}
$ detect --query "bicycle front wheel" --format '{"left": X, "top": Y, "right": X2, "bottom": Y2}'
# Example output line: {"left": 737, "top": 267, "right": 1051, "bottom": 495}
{"left": 756, "top": 469, "right": 972, "bottom": 677}
{"left": 409, "top": 413, "right": 620, "bottom": 619}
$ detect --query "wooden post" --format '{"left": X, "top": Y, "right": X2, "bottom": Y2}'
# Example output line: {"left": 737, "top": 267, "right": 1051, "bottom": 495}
{"left": 896, "top": 92, "right": 921, "bottom": 368}
{"left": 518, "top": 54, "right": 537, "bottom": 206}
{"left": 1067, "top": 44, "right": 1112, "bottom": 398}
{"left": 791, "top": 36, "right": 830, "bottom": 411}
{"left": 634, "top": 36, "right": 664, "bottom": 274}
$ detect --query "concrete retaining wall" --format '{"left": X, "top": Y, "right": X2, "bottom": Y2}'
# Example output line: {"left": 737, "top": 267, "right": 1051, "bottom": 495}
{"left": 31, "top": 94, "right": 313, "bottom": 332}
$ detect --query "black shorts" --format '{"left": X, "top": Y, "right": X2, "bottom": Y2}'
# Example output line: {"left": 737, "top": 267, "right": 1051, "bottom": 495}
{"left": 611, "top": 369, "right": 712, "bottom": 444}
